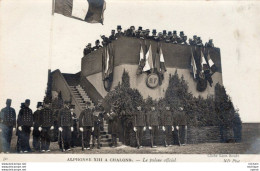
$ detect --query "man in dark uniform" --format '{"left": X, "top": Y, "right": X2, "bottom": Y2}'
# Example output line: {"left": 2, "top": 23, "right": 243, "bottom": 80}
{"left": 115, "top": 25, "right": 123, "bottom": 39}
{"left": 32, "top": 102, "right": 42, "bottom": 151}
{"left": 70, "top": 105, "right": 78, "bottom": 148}
{"left": 108, "top": 108, "right": 117, "bottom": 148}
{"left": 17, "top": 99, "right": 34, "bottom": 153}
{"left": 83, "top": 43, "right": 92, "bottom": 56}
{"left": 79, "top": 102, "right": 94, "bottom": 150}
{"left": 161, "top": 105, "right": 174, "bottom": 147}
{"left": 93, "top": 40, "right": 102, "bottom": 51}
{"left": 146, "top": 105, "right": 159, "bottom": 148}
{"left": 109, "top": 30, "right": 116, "bottom": 41}
{"left": 192, "top": 35, "right": 198, "bottom": 46}
{"left": 101, "top": 35, "right": 111, "bottom": 46}
{"left": 135, "top": 26, "right": 142, "bottom": 38}
{"left": 197, "top": 37, "right": 203, "bottom": 47}
{"left": 58, "top": 101, "right": 73, "bottom": 151}
{"left": 92, "top": 106, "right": 103, "bottom": 149}
{"left": 0, "top": 99, "right": 16, "bottom": 153}
{"left": 133, "top": 105, "right": 146, "bottom": 149}
{"left": 151, "top": 29, "right": 157, "bottom": 40}
{"left": 39, "top": 98, "right": 54, "bottom": 152}
{"left": 15, "top": 103, "right": 24, "bottom": 153}
{"left": 157, "top": 32, "right": 163, "bottom": 41}
{"left": 162, "top": 30, "right": 167, "bottom": 40}
{"left": 176, "top": 106, "right": 187, "bottom": 146}
{"left": 144, "top": 29, "right": 151, "bottom": 39}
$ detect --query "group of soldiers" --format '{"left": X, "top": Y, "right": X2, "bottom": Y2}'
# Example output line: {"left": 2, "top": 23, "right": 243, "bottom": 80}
{"left": 0, "top": 98, "right": 187, "bottom": 153}
{"left": 83, "top": 25, "right": 215, "bottom": 56}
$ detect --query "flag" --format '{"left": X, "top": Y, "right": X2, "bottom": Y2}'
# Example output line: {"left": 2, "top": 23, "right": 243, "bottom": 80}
{"left": 201, "top": 50, "right": 207, "bottom": 70}
{"left": 190, "top": 48, "right": 197, "bottom": 79}
{"left": 159, "top": 47, "right": 167, "bottom": 73}
{"left": 207, "top": 50, "right": 217, "bottom": 73}
{"left": 137, "top": 45, "right": 145, "bottom": 75}
{"left": 143, "top": 44, "right": 153, "bottom": 72}
{"left": 102, "top": 44, "right": 114, "bottom": 92}
{"left": 54, "top": 0, "right": 106, "bottom": 24}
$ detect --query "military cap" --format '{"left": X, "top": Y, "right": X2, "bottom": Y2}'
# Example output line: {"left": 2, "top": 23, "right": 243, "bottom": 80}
{"left": 95, "top": 40, "right": 100, "bottom": 43}
{"left": 138, "top": 26, "right": 142, "bottom": 31}
{"left": 173, "top": 30, "right": 177, "bottom": 34}
{"left": 37, "top": 102, "right": 43, "bottom": 108}
{"left": 180, "top": 31, "right": 184, "bottom": 35}
{"left": 117, "top": 25, "right": 122, "bottom": 29}
{"left": 152, "top": 29, "right": 157, "bottom": 34}
{"left": 87, "top": 43, "right": 91, "bottom": 46}
{"left": 6, "top": 99, "right": 12, "bottom": 103}
{"left": 25, "top": 99, "right": 30, "bottom": 104}
{"left": 163, "top": 30, "right": 167, "bottom": 35}
{"left": 86, "top": 101, "right": 91, "bottom": 105}
{"left": 193, "top": 35, "right": 197, "bottom": 38}
{"left": 69, "top": 104, "right": 75, "bottom": 109}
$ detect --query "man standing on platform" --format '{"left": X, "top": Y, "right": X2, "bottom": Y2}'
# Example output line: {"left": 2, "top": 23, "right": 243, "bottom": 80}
{"left": 32, "top": 102, "right": 43, "bottom": 152}
{"left": 79, "top": 102, "right": 94, "bottom": 150}
{"left": 58, "top": 101, "right": 73, "bottom": 151}
{"left": 39, "top": 98, "right": 54, "bottom": 152}
{"left": 92, "top": 106, "right": 103, "bottom": 149}
{"left": 70, "top": 105, "right": 78, "bottom": 148}
{"left": 17, "top": 99, "right": 34, "bottom": 153}
{"left": 133, "top": 105, "right": 146, "bottom": 149}
{"left": 0, "top": 99, "right": 16, "bottom": 153}
{"left": 147, "top": 104, "right": 159, "bottom": 148}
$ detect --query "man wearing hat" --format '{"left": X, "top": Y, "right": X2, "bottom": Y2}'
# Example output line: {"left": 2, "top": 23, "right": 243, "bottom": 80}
{"left": 17, "top": 99, "right": 34, "bottom": 153}
{"left": 172, "top": 31, "right": 178, "bottom": 44}
{"left": 83, "top": 43, "right": 92, "bottom": 56}
{"left": 107, "top": 107, "right": 118, "bottom": 148}
{"left": 15, "top": 103, "right": 24, "bottom": 153}
{"left": 151, "top": 29, "right": 159, "bottom": 41}
{"left": 79, "top": 101, "right": 94, "bottom": 150}
{"left": 144, "top": 29, "right": 151, "bottom": 39}
{"left": 205, "top": 39, "right": 214, "bottom": 48}
{"left": 92, "top": 105, "right": 103, "bottom": 149}
{"left": 0, "top": 99, "right": 16, "bottom": 153}
{"left": 157, "top": 32, "right": 163, "bottom": 41}
{"left": 133, "top": 105, "right": 146, "bottom": 149}
{"left": 93, "top": 40, "right": 102, "bottom": 51}
{"left": 192, "top": 35, "right": 198, "bottom": 46}
{"left": 58, "top": 100, "right": 74, "bottom": 151}
{"left": 146, "top": 104, "right": 159, "bottom": 148}
{"left": 135, "top": 26, "right": 142, "bottom": 38}
{"left": 70, "top": 104, "right": 78, "bottom": 148}
{"left": 162, "top": 105, "right": 174, "bottom": 147}
{"left": 115, "top": 25, "right": 123, "bottom": 39}
{"left": 175, "top": 106, "right": 187, "bottom": 146}
{"left": 165, "top": 31, "right": 173, "bottom": 43}
{"left": 32, "top": 102, "right": 43, "bottom": 151}
{"left": 162, "top": 30, "right": 167, "bottom": 40}
{"left": 101, "top": 35, "right": 111, "bottom": 46}
{"left": 196, "top": 37, "right": 203, "bottom": 46}
{"left": 109, "top": 30, "right": 116, "bottom": 41}
{"left": 39, "top": 98, "right": 54, "bottom": 152}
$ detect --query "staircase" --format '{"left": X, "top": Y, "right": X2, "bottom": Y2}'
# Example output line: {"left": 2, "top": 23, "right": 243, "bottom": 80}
{"left": 69, "top": 85, "right": 121, "bottom": 147}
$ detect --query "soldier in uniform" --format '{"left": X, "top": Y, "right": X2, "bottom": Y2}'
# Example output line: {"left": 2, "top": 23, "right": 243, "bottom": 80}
{"left": 135, "top": 26, "right": 142, "bottom": 38}
{"left": 162, "top": 105, "right": 174, "bottom": 147}
{"left": 79, "top": 102, "right": 94, "bottom": 150}
{"left": 17, "top": 99, "right": 34, "bottom": 153}
{"left": 205, "top": 39, "right": 214, "bottom": 48}
{"left": 83, "top": 43, "right": 92, "bottom": 56}
{"left": 93, "top": 40, "right": 102, "bottom": 51}
{"left": 109, "top": 30, "right": 116, "bottom": 41}
{"left": 172, "top": 31, "right": 178, "bottom": 44}
{"left": 16, "top": 103, "right": 24, "bottom": 153}
{"left": 101, "top": 35, "right": 111, "bottom": 46}
{"left": 151, "top": 29, "right": 157, "bottom": 40}
{"left": 197, "top": 37, "right": 203, "bottom": 47}
{"left": 115, "top": 25, "right": 123, "bottom": 39}
{"left": 108, "top": 108, "right": 118, "bottom": 148}
{"left": 176, "top": 106, "right": 187, "bottom": 146}
{"left": 192, "top": 35, "right": 198, "bottom": 46}
{"left": 92, "top": 106, "right": 103, "bottom": 149}
{"left": 157, "top": 32, "right": 163, "bottom": 41}
{"left": 0, "top": 99, "right": 16, "bottom": 153}
{"left": 162, "top": 30, "right": 167, "bottom": 40}
{"left": 133, "top": 106, "right": 146, "bottom": 149}
{"left": 144, "top": 29, "right": 151, "bottom": 39}
{"left": 32, "top": 102, "right": 43, "bottom": 151}
{"left": 39, "top": 98, "right": 54, "bottom": 152}
{"left": 58, "top": 101, "right": 74, "bottom": 151}
{"left": 70, "top": 105, "right": 78, "bottom": 148}
{"left": 146, "top": 105, "right": 159, "bottom": 148}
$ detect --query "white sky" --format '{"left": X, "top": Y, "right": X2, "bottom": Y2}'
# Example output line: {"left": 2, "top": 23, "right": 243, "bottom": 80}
{"left": 0, "top": 0, "right": 260, "bottom": 123}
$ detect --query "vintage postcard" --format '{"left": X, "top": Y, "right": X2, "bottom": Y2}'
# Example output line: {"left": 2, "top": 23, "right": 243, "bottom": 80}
{"left": 0, "top": 0, "right": 259, "bottom": 167}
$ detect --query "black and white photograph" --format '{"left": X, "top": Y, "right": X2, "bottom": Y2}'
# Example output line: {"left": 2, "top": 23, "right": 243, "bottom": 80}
{"left": 0, "top": 0, "right": 260, "bottom": 165}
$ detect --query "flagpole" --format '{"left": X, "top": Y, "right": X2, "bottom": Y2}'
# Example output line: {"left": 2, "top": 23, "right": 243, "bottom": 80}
{"left": 48, "top": 0, "right": 55, "bottom": 70}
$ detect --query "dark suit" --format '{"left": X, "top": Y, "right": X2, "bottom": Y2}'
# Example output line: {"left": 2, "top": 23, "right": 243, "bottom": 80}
{"left": 79, "top": 108, "right": 94, "bottom": 148}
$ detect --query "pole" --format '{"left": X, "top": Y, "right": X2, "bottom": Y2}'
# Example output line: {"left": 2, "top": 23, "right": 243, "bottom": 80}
{"left": 48, "top": 0, "right": 55, "bottom": 70}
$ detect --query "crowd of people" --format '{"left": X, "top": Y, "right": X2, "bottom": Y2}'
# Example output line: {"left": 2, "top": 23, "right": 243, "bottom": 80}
{"left": 83, "top": 25, "right": 215, "bottom": 56}
{"left": 0, "top": 98, "right": 187, "bottom": 153}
